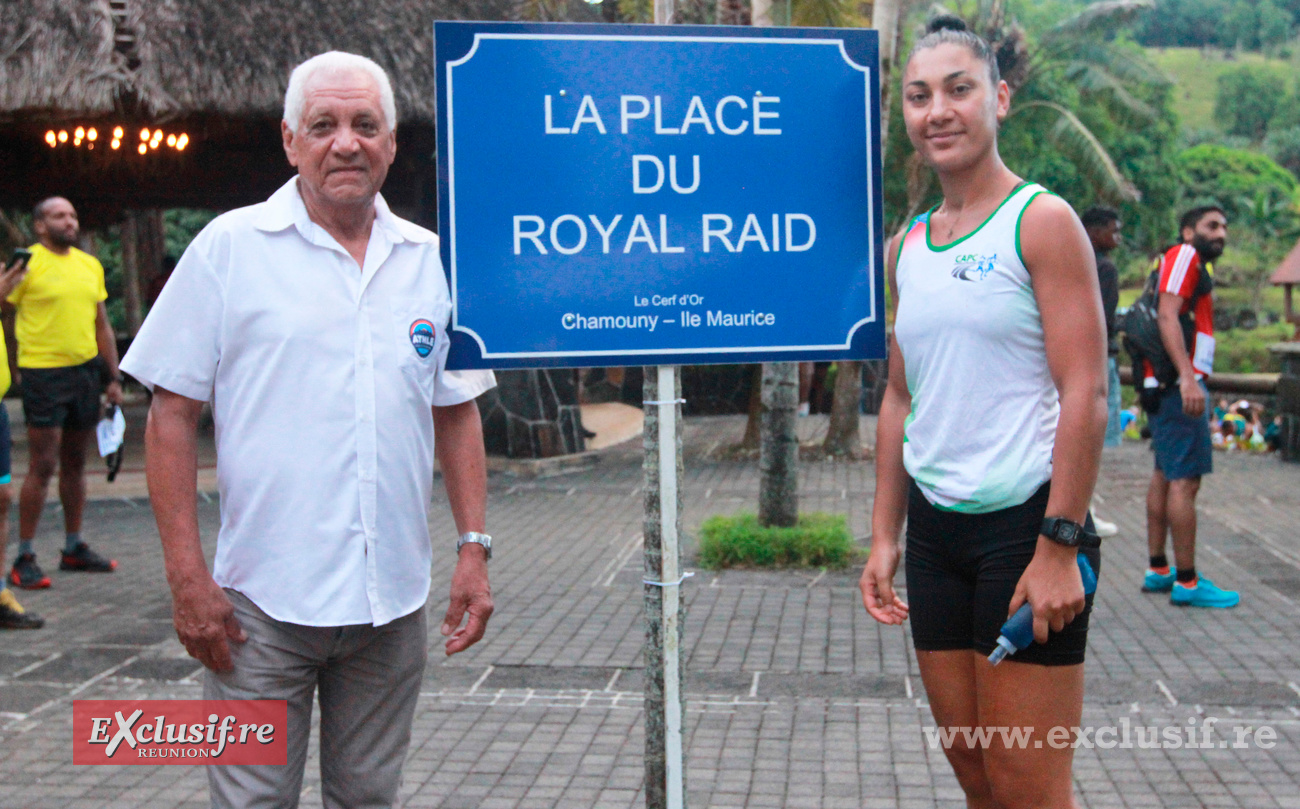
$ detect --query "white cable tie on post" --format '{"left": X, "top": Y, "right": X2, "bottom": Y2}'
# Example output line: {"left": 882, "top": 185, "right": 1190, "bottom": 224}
{"left": 643, "top": 571, "right": 696, "bottom": 587}
{"left": 643, "top": 398, "right": 686, "bottom": 406}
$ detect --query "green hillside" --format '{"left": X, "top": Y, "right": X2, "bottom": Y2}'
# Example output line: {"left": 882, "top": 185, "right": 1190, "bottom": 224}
{"left": 1147, "top": 47, "right": 1294, "bottom": 132}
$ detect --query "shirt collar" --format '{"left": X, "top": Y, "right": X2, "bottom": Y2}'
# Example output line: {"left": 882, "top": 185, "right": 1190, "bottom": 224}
{"left": 253, "top": 176, "right": 431, "bottom": 246}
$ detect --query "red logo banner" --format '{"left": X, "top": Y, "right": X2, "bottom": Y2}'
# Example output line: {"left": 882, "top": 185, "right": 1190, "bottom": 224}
{"left": 73, "top": 700, "right": 288, "bottom": 765}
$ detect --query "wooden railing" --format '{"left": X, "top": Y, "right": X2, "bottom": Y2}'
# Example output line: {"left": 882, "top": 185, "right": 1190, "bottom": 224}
{"left": 1118, "top": 367, "right": 1279, "bottom": 395}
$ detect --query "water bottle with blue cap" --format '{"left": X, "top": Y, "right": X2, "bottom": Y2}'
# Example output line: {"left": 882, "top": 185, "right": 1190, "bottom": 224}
{"left": 988, "top": 552, "right": 1097, "bottom": 665}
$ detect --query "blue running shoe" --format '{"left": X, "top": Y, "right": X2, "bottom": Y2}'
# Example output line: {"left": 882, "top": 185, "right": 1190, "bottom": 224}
{"left": 1170, "top": 576, "right": 1240, "bottom": 608}
{"left": 1142, "top": 568, "right": 1174, "bottom": 593}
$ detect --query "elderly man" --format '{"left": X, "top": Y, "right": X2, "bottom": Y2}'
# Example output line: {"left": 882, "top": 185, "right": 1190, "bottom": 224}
{"left": 121, "top": 52, "right": 496, "bottom": 807}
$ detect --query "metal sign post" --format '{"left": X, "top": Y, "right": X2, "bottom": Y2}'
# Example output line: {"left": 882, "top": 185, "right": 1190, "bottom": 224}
{"left": 643, "top": 364, "right": 685, "bottom": 809}
{"left": 640, "top": 0, "right": 686, "bottom": 796}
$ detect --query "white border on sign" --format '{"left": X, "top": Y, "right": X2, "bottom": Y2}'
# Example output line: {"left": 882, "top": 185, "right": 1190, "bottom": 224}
{"left": 446, "top": 32, "right": 878, "bottom": 359}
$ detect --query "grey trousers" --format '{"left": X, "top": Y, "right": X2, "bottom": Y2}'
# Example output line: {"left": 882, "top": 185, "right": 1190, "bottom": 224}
{"left": 204, "top": 590, "right": 428, "bottom": 809}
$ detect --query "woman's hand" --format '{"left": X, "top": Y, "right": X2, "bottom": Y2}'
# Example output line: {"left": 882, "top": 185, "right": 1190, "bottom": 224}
{"left": 860, "top": 540, "right": 909, "bottom": 625}
{"left": 1007, "top": 542, "right": 1085, "bottom": 644}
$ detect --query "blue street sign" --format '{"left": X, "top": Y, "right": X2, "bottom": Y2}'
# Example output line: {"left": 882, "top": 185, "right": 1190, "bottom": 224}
{"left": 435, "top": 21, "right": 884, "bottom": 369}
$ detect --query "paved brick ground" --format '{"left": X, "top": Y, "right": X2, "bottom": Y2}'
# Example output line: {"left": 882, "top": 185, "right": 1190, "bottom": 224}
{"left": 1, "top": 414, "right": 1298, "bottom": 808}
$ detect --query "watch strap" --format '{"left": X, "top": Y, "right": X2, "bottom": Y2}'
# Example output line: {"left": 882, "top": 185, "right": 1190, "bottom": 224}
{"left": 1041, "top": 517, "right": 1100, "bottom": 549}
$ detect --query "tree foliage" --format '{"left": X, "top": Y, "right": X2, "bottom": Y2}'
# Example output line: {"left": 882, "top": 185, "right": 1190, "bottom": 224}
{"left": 1264, "top": 125, "right": 1300, "bottom": 175}
{"left": 1214, "top": 65, "right": 1286, "bottom": 140}
{"left": 1136, "top": 0, "right": 1296, "bottom": 49}
{"left": 1177, "top": 142, "right": 1298, "bottom": 217}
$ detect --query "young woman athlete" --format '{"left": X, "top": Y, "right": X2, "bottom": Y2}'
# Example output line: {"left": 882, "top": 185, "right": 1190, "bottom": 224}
{"left": 860, "top": 17, "right": 1108, "bottom": 809}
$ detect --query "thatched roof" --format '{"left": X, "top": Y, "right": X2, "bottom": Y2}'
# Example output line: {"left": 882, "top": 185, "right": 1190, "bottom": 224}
{"left": 0, "top": 1, "right": 126, "bottom": 117}
{"left": 2, "top": 0, "right": 522, "bottom": 125}
{"left": 128, "top": 0, "right": 477, "bottom": 124}
{"left": 0, "top": 0, "right": 608, "bottom": 222}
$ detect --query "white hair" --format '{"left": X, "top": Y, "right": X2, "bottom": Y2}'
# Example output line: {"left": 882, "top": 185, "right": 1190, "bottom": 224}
{"left": 283, "top": 51, "right": 397, "bottom": 133}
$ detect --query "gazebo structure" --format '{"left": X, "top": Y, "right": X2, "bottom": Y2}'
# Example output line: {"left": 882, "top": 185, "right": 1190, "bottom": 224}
{"left": 1, "top": 0, "right": 609, "bottom": 458}
{"left": 1272, "top": 238, "right": 1300, "bottom": 340}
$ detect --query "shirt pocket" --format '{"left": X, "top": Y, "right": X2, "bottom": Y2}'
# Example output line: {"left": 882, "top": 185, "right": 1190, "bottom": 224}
{"left": 388, "top": 298, "right": 449, "bottom": 402}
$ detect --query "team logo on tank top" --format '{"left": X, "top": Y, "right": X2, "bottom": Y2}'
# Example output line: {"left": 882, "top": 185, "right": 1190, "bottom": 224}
{"left": 951, "top": 253, "right": 999, "bottom": 282}
{"left": 409, "top": 319, "right": 436, "bottom": 358}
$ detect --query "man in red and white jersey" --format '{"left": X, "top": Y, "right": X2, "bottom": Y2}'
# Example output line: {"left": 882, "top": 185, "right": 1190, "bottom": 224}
{"left": 1142, "top": 206, "right": 1239, "bottom": 608}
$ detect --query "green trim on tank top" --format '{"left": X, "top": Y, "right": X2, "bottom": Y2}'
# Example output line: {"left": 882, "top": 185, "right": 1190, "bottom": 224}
{"left": 923, "top": 181, "right": 1030, "bottom": 252}
{"left": 1014, "top": 190, "right": 1058, "bottom": 268}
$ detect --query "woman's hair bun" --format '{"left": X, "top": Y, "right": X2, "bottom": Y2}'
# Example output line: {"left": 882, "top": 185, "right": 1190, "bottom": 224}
{"left": 927, "top": 14, "right": 969, "bottom": 34}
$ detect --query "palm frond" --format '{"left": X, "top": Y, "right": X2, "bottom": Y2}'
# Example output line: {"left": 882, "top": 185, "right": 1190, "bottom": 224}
{"left": 1009, "top": 100, "right": 1141, "bottom": 202}
{"left": 1059, "top": 39, "right": 1169, "bottom": 87}
{"left": 1040, "top": 0, "right": 1155, "bottom": 44}
{"left": 1063, "top": 62, "right": 1158, "bottom": 122}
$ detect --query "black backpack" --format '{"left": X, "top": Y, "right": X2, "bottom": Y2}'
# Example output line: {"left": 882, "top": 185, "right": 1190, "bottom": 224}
{"left": 1121, "top": 250, "right": 1212, "bottom": 410}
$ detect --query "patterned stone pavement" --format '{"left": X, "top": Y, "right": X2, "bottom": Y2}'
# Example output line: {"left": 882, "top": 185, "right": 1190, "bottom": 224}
{"left": 1, "top": 413, "right": 1298, "bottom": 808}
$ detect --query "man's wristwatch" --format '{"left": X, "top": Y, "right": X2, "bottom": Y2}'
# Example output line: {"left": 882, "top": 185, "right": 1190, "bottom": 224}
{"left": 457, "top": 531, "right": 492, "bottom": 560}
{"left": 1040, "top": 517, "right": 1100, "bottom": 549}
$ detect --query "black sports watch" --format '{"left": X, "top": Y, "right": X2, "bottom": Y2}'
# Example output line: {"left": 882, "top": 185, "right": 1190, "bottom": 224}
{"left": 1040, "top": 517, "right": 1100, "bottom": 549}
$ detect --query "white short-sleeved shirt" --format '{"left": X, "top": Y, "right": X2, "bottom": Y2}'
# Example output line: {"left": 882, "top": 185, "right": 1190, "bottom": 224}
{"left": 122, "top": 178, "right": 495, "bottom": 627}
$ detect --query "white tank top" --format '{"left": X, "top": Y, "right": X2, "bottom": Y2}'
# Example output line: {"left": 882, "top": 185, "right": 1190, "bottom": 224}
{"left": 894, "top": 182, "right": 1059, "bottom": 513}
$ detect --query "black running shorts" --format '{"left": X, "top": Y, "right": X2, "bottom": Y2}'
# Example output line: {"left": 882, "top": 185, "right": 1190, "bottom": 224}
{"left": 19, "top": 359, "right": 103, "bottom": 431}
{"left": 904, "top": 481, "right": 1100, "bottom": 667}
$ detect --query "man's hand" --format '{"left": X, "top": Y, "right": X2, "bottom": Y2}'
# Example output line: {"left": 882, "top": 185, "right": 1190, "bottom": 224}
{"left": 0, "top": 257, "right": 28, "bottom": 299}
{"left": 105, "top": 379, "right": 124, "bottom": 406}
{"left": 1007, "top": 542, "right": 1085, "bottom": 645}
{"left": 171, "top": 577, "right": 247, "bottom": 672}
{"left": 442, "top": 545, "right": 493, "bottom": 655}
{"left": 1179, "top": 376, "right": 1205, "bottom": 418}
{"left": 859, "top": 541, "right": 909, "bottom": 625}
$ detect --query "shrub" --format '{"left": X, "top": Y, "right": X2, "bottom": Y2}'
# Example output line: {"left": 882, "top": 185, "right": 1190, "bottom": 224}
{"left": 1263, "top": 125, "right": 1300, "bottom": 177}
{"left": 696, "top": 512, "right": 858, "bottom": 569}
{"left": 1214, "top": 65, "right": 1285, "bottom": 140}
{"left": 1214, "top": 323, "right": 1293, "bottom": 373}
{"left": 1178, "top": 143, "right": 1297, "bottom": 203}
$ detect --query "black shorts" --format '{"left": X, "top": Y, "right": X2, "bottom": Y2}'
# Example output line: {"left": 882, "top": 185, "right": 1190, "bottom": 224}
{"left": 20, "top": 359, "right": 103, "bottom": 431}
{"left": 904, "top": 481, "right": 1100, "bottom": 666}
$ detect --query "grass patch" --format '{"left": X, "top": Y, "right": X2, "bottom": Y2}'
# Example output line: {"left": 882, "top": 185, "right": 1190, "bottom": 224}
{"left": 1148, "top": 47, "right": 1293, "bottom": 133}
{"left": 697, "top": 512, "right": 859, "bottom": 570}
{"left": 1216, "top": 322, "right": 1294, "bottom": 373}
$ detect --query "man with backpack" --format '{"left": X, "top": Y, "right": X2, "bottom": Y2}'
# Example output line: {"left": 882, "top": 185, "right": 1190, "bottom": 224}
{"left": 1137, "top": 206, "right": 1239, "bottom": 608}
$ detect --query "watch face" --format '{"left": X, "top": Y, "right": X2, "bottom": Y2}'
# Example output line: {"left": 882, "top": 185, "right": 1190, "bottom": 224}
{"left": 1059, "top": 523, "right": 1078, "bottom": 541}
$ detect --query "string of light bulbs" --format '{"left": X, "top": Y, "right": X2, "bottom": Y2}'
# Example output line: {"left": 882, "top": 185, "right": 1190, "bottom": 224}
{"left": 43, "top": 126, "right": 190, "bottom": 154}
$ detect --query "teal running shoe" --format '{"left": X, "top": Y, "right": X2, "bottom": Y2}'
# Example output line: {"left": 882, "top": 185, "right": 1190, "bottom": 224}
{"left": 1170, "top": 576, "right": 1240, "bottom": 608}
{"left": 1142, "top": 568, "right": 1174, "bottom": 593}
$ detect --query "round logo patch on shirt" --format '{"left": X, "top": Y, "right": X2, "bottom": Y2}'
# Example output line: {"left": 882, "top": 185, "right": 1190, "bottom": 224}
{"left": 409, "top": 319, "right": 436, "bottom": 359}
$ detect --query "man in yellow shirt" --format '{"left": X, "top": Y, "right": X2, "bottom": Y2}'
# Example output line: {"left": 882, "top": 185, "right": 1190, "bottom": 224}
{"left": 5, "top": 198, "right": 124, "bottom": 590}
{"left": 0, "top": 251, "right": 43, "bottom": 627}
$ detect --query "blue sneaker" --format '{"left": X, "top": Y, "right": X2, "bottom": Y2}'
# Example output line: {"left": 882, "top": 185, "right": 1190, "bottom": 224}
{"left": 1170, "top": 576, "right": 1240, "bottom": 608}
{"left": 1142, "top": 568, "right": 1174, "bottom": 593}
